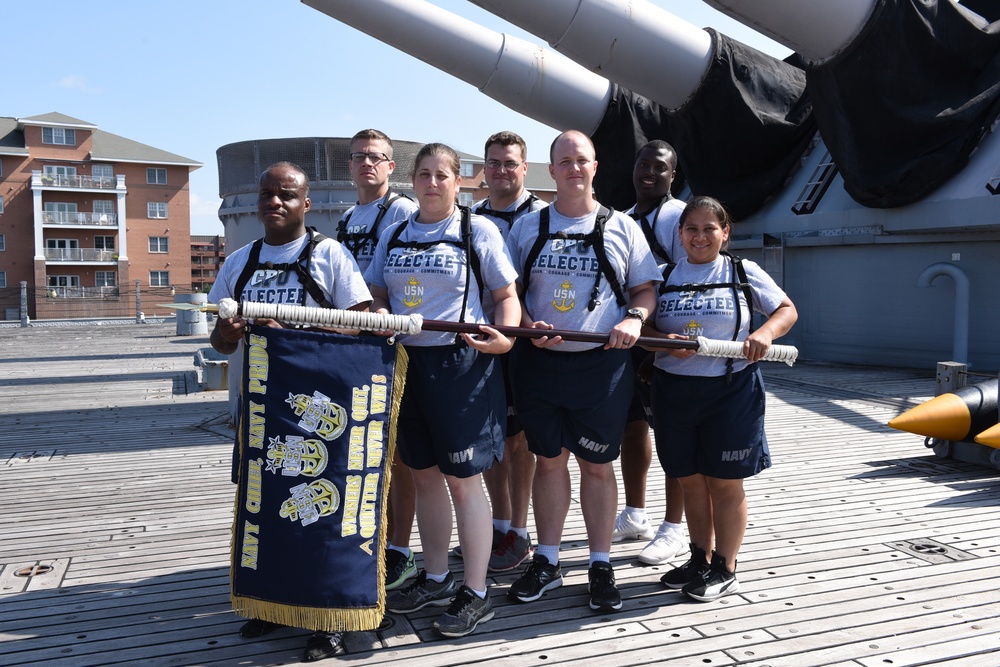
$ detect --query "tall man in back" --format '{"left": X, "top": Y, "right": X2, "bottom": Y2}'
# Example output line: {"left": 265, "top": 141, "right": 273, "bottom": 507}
{"left": 505, "top": 130, "right": 661, "bottom": 612}
{"left": 472, "top": 131, "right": 547, "bottom": 572}
{"left": 613, "top": 140, "right": 688, "bottom": 566}
{"left": 340, "top": 129, "right": 421, "bottom": 593}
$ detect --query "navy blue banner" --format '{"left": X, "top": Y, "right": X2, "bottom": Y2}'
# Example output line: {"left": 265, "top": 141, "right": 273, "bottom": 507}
{"left": 230, "top": 326, "right": 407, "bottom": 631}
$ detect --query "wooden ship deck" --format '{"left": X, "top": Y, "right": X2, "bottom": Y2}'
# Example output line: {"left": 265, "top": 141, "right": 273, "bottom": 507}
{"left": 2, "top": 322, "right": 999, "bottom": 666}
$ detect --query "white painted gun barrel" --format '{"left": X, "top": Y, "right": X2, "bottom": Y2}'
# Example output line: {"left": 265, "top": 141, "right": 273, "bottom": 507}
{"left": 702, "top": 0, "right": 879, "bottom": 65}
{"left": 468, "top": 0, "right": 713, "bottom": 109}
{"left": 301, "top": 0, "right": 612, "bottom": 133}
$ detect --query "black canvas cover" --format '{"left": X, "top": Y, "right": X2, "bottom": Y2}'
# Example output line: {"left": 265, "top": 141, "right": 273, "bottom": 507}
{"left": 806, "top": 0, "right": 1000, "bottom": 207}
{"left": 591, "top": 30, "right": 815, "bottom": 220}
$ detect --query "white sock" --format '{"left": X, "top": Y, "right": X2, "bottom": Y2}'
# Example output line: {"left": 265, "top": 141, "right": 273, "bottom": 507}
{"left": 657, "top": 521, "right": 683, "bottom": 536}
{"left": 624, "top": 506, "right": 647, "bottom": 522}
{"left": 536, "top": 544, "right": 560, "bottom": 565}
{"left": 493, "top": 519, "right": 512, "bottom": 534}
{"left": 512, "top": 526, "right": 529, "bottom": 539}
{"left": 388, "top": 544, "right": 410, "bottom": 556}
{"left": 589, "top": 552, "right": 611, "bottom": 566}
{"left": 470, "top": 587, "right": 488, "bottom": 599}
{"left": 425, "top": 570, "right": 449, "bottom": 583}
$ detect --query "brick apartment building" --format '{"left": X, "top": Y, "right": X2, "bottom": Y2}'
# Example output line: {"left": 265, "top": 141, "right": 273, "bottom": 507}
{"left": 0, "top": 112, "right": 201, "bottom": 320}
{"left": 191, "top": 235, "right": 225, "bottom": 292}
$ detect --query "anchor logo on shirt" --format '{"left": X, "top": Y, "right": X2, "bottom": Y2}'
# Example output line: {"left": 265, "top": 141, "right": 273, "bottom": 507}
{"left": 552, "top": 280, "right": 576, "bottom": 313}
{"left": 402, "top": 276, "right": 423, "bottom": 308}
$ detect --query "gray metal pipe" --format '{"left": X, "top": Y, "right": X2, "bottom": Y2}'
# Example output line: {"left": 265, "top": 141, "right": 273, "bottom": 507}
{"left": 917, "top": 262, "right": 970, "bottom": 364}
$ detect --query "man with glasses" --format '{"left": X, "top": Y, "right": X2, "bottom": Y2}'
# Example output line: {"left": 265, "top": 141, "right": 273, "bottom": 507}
{"left": 468, "top": 131, "right": 547, "bottom": 573}
{"left": 342, "top": 129, "right": 421, "bottom": 595}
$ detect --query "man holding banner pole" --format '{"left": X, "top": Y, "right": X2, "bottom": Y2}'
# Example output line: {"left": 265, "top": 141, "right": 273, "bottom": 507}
{"left": 209, "top": 162, "right": 374, "bottom": 662}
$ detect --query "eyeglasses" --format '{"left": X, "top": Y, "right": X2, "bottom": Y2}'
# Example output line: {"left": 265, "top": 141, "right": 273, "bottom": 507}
{"left": 350, "top": 151, "right": 390, "bottom": 165}
{"left": 485, "top": 159, "right": 523, "bottom": 171}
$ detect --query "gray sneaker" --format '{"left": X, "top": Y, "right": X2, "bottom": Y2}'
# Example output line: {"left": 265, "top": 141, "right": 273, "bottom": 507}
{"left": 386, "top": 570, "right": 458, "bottom": 614}
{"left": 432, "top": 586, "right": 495, "bottom": 637}
{"left": 488, "top": 530, "right": 533, "bottom": 572}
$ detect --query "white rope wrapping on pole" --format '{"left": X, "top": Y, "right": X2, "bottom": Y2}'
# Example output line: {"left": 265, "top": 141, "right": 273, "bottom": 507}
{"left": 217, "top": 299, "right": 797, "bottom": 365}
{"left": 695, "top": 336, "right": 798, "bottom": 366}
{"left": 219, "top": 298, "right": 424, "bottom": 334}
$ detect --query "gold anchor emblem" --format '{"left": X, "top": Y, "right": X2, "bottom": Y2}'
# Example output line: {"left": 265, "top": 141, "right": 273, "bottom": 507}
{"left": 552, "top": 280, "right": 575, "bottom": 313}
{"left": 402, "top": 276, "right": 422, "bottom": 308}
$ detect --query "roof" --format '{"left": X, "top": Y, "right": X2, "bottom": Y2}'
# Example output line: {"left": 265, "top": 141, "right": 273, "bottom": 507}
{"left": 0, "top": 112, "right": 201, "bottom": 168}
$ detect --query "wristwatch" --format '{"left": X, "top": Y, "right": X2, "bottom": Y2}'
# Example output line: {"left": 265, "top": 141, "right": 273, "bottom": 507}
{"left": 625, "top": 308, "right": 646, "bottom": 325}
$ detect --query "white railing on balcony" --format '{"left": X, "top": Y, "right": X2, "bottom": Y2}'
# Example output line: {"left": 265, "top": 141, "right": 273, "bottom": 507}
{"left": 44, "top": 248, "right": 118, "bottom": 262}
{"left": 44, "top": 285, "right": 120, "bottom": 299}
{"left": 42, "top": 212, "right": 117, "bottom": 226}
{"left": 39, "top": 174, "right": 117, "bottom": 189}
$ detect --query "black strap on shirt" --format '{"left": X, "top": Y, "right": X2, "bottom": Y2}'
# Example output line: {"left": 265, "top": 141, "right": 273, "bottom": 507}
{"left": 520, "top": 205, "right": 627, "bottom": 312}
{"left": 232, "top": 227, "right": 332, "bottom": 308}
{"left": 474, "top": 194, "right": 539, "bottom": 235}
{"left": 659, "top": 250, "right": 754, "bottom": 382}
{"left": 384, "top": 206, "right": 482, "bottom": 340}
{"left": 629, "top": 195, "right": 673, "bottom": 263}
{"left": 337, "top": 189, "right": 412, "bottom": 259}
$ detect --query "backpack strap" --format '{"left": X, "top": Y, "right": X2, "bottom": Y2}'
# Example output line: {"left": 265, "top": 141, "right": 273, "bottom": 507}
{"left": 474, "top": 193, "right": 539, "bottom": 235}
{"left": 520, "top": 206, "right": 626, "bottom": 311}
{"left": 338, "top": 189, "right": 411, "bottom": 259}
{"left": 232, "top": 228, "right": 332, "bottom": 308}
{"left": 630, "top": 195, "right": 672, "bottom": 263}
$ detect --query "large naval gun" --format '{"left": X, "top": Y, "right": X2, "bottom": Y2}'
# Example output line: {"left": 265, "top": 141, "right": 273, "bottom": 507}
{"left": 301, "top": 0, "right": 1000, "bottom": 370}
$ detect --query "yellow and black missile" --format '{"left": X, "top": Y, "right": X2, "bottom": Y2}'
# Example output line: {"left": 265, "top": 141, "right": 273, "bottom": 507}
{"left": 888, "top": 378, "right": 998, "bottom": 442}
{"left": 974, "top": 422, "right": 1000, "bottom": 449}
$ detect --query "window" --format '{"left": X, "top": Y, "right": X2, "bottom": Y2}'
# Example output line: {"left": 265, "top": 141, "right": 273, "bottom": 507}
{"left": 150, "top": 271, "right": 170, "bottom": 287}
{"left": 0, "top": 234, "right": 4, "bottom": 251}
{"left": 460, "top": 162, "right": 474, "bottom": 177}
{"left": 0, "top": 198, "right": 3, "bottom": 215}
{"left": 149, "top": 236, "right": 169, "bottom": 253}
{"left": 48, "top": 275, "right": 80, "bottom": 288}
{"left": 95, "top": 236, "right": 115, "bottom": 250}
{"left": 47, "top": 239, "right": 79, "bottom": 250}
{"left": 458, "top": 192, "right": 473, "bottom": 207}
{"left": 42, "top": 127, "right": 76, "bottom": 145}
{"left": 0, "top": 271, "right": 5, "bottom": 288}
{"left": 147, "top": 168, "right": 167, "bottom": 185}
{"left": 93, "top": 164, "right": 113, "bottom": 179}
{"left": 95, "top": 271, "right": 116, "bottom": 287}
{"left": 147, "top": 202, "right": 168, "bottom": 219}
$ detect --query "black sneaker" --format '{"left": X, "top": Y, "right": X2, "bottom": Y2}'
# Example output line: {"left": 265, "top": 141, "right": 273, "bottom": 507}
{"left": 587, "top": 561, "right": 622, "bottom": 612}
{"left": 432, "top": 586, "right": 495, "bottom": 637}
{"left": 238, "top": 618, "right": 283, "bottom": 638}
{"left": 385, "top": 548, "right": 417, "bottom": 591}
{"left": 303, "top": 631, "right": 344, "bottom": 661}
{"left": 660, "top": 545, "right": 710, "bottom": 589}
{"left": 454, "top": 527, "right": 504, "bottom": 558}
{"left": 683, "top": 552, "right": 741, "bottom": 602}
{"left": 386, "top": 570, "right": 459, "bottom": 614}
{"left": 507, "top": 554, "right": 563, "bottom": 603}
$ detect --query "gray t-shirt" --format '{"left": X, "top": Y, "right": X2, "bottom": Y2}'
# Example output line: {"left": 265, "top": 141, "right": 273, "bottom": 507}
{"left": 625, "top": 197, "right": 687, "bottom": 265}
{"left": 507, "top": 205, "right": 662, "bottom": 352}
{"left": 340, "top": 193, "right": 419, "bottom": 274}
{"left": 365, "top": 209, "right": 519, "bottom": 347}
{"left": 652, "top": 255, "right": 787, "bottom": 377}
{"left": 209, "top": 233, "right": 372, "bottom": 310}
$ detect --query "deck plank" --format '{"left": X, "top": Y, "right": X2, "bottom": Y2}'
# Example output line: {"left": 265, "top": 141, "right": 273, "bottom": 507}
{"left": 1, "top": 323, "right": 998, "bottom": 666}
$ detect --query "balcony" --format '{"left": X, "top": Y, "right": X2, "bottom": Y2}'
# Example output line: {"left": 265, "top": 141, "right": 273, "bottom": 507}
{"left": 38, "top": 174, "right": 117, "bottom": 189}
{"left": 42, "top": 212, "right": 118, "bottom": 227}
{"left": 44, "top": 248, "right": 119, "bottom": 263}
{"left": 44, "top": 285, "right": 120, "bottom": 299}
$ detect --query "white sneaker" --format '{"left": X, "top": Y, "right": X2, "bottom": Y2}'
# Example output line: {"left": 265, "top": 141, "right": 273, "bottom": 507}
{"left": 638, "top": 530, "right": 687, "bottom": 565}
{"left": 611, "top": 510, "right": 656, "bottom": 543}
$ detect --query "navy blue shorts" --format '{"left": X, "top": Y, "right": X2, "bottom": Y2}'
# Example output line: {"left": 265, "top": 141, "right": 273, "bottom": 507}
{"left": 650, "top": 364, "right": 771, "bottom": 479}
{"left": 627, "top": 348, "right": 653, "bottom": 425}
{"left": 509, "top": 340, "right": 632, "bottom": 464}
{"left": 500, "top": 352, "right": 523, "bottom": 437}
{"left": 396, "top": 345, "right": 505, "bottom": 478}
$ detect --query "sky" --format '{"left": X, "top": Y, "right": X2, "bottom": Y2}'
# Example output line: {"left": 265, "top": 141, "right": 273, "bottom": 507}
{"left": 7, "top": 1, "right": 789, "bottom": 235}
